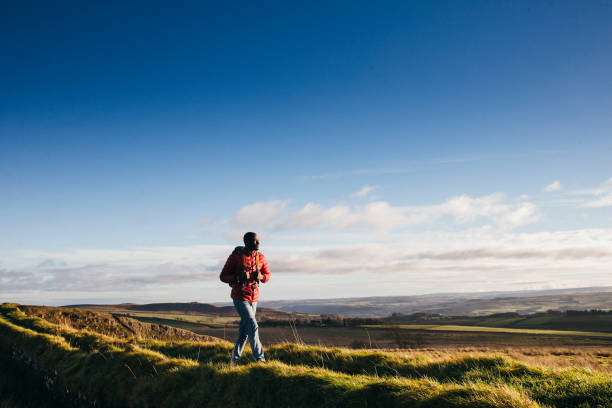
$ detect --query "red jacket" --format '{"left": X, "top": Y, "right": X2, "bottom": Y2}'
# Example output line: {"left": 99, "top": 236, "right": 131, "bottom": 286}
{"left": 219, "top": 248, "right": 270, "bottom": 302}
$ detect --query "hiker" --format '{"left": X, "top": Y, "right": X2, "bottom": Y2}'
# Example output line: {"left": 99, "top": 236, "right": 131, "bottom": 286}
{"left": 219, "top": 231, "right": 271, "bottom": 363}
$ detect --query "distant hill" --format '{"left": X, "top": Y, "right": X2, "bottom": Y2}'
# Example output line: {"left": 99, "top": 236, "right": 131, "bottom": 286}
{"left": 259, "top": 287, "right": 612, "bottom": 317}
{"left": 384, "top": 309, "right": 612, "bottom": 333}
{"left": 63, "top": 301, "right": 312, "bottom": 320}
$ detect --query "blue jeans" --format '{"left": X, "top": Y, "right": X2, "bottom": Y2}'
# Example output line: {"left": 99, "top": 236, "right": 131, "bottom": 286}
{"left": 232, "top": 299, "right": 265, "bottom": 362}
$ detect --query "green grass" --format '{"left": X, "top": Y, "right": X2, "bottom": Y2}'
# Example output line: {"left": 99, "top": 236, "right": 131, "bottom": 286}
{"left": 143, "top": 340, "right": 612, "bottom": 407}
{"left": 2, "top": 303, "right": 612, "bottom": 408}
{"left": 365, "top": 324, "right": 612, "bottom": 338}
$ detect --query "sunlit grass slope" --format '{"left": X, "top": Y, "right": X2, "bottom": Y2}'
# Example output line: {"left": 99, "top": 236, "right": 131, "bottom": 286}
{"left": 1, "top": 303, "right": 611, "bottom": 408}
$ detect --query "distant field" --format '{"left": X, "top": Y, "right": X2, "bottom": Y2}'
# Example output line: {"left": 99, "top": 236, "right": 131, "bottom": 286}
{"left": 386, "top": 312, "right": 612, "bottom": 333}
{"left": 365, "top": 324, "right": 612, "bottom": 338}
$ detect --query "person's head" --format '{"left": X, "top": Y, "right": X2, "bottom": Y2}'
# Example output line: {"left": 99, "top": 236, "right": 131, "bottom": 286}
{"left": 243, "top": 232, "right": 259, "bottom": 251}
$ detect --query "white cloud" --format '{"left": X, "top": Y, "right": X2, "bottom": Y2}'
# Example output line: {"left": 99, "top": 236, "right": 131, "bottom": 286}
{"left": 436, "top": 194, "right": 507, "bottom": 223}
{"left": 352, "top": 185, "right": 377, "bottom": 198}
{"left": 498, "top": 201, "right": 540, "bottom": 230}
{"left": 437, "top": 194, "right": 540, "bottom": 229}
{"left": 543, "top": 180, "right": 562, "bottom": 192}
{"left": 272, "top": 193, "right": 539, "bottom": 232}
{"left": 232, "top": 200, "right": 289, "bottom": 227}
{"left": 583, "top": 193, "right": 612, "bottom": 208}
{"left": 284, "top": 203, "right": 355, "bottom": 230}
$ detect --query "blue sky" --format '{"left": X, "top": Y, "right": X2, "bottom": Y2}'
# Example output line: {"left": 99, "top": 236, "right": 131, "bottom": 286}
{"left": 1, "top": 1, "right": 611, "bottom": 305}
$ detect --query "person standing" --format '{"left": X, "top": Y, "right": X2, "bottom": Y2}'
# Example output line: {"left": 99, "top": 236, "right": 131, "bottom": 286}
{"left": 219, "top": 232, "right": 271, "bottom": 363}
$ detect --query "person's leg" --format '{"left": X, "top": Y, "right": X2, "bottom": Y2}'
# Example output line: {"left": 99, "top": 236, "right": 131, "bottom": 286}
{"left": 245, "top": 301, "right": 265, "bottom": 362}
{"left": 231, "top": 299, "right": 250, "bottom": 362}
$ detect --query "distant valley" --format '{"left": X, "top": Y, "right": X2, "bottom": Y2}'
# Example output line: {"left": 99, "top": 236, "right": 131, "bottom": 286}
{"left": 255, "top": 286, "right": 612, "bottom": 317}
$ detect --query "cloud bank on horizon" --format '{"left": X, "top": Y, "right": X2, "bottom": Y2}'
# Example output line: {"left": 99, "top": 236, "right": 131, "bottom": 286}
{"left": 3, "top": 177, "right": 612, "bottom": 305}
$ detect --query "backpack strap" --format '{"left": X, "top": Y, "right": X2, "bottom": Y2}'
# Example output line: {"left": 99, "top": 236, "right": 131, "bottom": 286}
{"left": 254, "top": 252, "right": 260, "bottom": 287}
{"left": 238, "top": 251, "right": 260, "bottom": 289}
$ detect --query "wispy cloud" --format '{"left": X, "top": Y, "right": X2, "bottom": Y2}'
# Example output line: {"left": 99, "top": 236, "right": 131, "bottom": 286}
{"left": 569, "top": 177, "right": 612, "bottom": 207}
{"left": 302, "top": 168, "right": 414, "bottom": 180}
{"left": 583, "top": 193, "right": 612, "bottom": 208}
{"left": 352, "top": 185, "right": 377, "bottom": 198}
{"left": 429, "top": 150, "right": 565, "bottom": 165}
{"left": 570, "top": 177, "right": 612, "bottom": 196}
{"left": 412, "top": 247, "right": 612, "bottom": 260}
{"left": 302, "top": 151, "right": 565, "bottom": 181}
{"left": 543, "top": 180, "right": 563, "bottom": 192}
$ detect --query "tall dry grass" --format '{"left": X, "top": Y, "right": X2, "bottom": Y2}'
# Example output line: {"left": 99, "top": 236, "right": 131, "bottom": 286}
{"left": 380, "top": 346, "right": 612, "bottom": 373}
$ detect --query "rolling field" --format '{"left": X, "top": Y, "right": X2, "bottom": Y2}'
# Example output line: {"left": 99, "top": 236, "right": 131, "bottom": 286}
{"left": 364, "top": 324, "right": 612, "bottom": 338}
{"left": 2, "top": 303, "right": 612, "bottom": 408}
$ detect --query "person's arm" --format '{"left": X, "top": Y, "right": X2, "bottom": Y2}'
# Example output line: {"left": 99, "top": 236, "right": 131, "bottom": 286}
{"left": 257, "top": 253, "right": 270, "bottom": 283}
{"left": 219, "top": 253, "right": 238, "bottom": 284}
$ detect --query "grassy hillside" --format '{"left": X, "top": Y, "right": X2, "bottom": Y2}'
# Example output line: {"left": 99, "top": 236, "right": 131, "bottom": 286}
{"left": 1, "top": 303, "right": 612, "bottom": 407}
{"left": 20, "top": 304, "right": 219, "bottom": 341}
